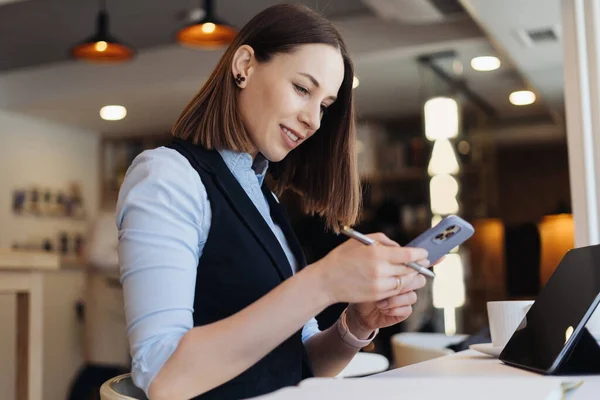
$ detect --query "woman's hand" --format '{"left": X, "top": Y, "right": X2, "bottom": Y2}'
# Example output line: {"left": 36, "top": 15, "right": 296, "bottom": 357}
{"left": 345, "top": 272, "right": 427, "bottom": 335}
{"left": 313, "top": 232, "right": 428, "bottom": 306}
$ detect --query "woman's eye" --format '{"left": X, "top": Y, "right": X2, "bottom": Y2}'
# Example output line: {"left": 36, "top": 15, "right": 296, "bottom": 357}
{"left": 320, "top": 105, "right": 328, "bottom": 115}
{"left": 294, "top": 84, "right": 309, "bottom": 95}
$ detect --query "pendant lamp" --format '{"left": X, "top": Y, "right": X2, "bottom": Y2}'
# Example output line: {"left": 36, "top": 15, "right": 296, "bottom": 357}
{"left": 177, "top": 0, "right": 238, "bottom": 49}
{"left": 71, "top": 0, "right": 135, "bottom": 63}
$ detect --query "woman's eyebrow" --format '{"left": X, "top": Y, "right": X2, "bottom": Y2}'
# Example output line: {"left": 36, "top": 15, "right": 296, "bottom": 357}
{"left": 298, "top": 72, "right": 337, "bottom": 102}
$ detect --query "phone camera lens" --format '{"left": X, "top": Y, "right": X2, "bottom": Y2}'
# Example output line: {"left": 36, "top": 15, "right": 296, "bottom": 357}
{"left": 435, "top": 233, "right": 444, "bottom": 240}
{"left": 445, "top": 231, "right": 455, "bottom": 239}
{"left": 446, "top": 225, "right": 456, "bottom": 232}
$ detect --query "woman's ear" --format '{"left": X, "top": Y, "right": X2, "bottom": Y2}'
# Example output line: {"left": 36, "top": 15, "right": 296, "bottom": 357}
{"left": 231, "top": 45, "right": 255, "bottom": 88}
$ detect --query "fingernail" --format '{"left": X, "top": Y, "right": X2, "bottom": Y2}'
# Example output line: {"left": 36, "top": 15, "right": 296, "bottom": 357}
{"left": 418, "top": 259, "right": 431, "bottom": 268}
{"left": 377, "top": 300, "right": 388, "bottom": 308}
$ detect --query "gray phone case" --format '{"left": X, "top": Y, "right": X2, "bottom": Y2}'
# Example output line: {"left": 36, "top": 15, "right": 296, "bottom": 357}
{"left": 406, "top": 215, "right": 475, "bottom": 262}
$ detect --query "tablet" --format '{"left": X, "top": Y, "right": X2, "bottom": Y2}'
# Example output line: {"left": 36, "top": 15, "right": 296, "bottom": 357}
{"left": 499, "top": 244, "right": 600, "bottom": 375}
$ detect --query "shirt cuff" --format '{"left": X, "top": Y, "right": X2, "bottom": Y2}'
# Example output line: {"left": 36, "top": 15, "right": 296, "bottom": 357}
{"left": 336, "top": 308, "right": 379, "bottom": 349}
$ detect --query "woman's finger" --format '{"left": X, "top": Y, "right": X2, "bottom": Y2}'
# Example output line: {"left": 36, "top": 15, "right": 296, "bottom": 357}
{"left": 378, "top": 271, "right": 427, "bottom": 300}
{"left": 416, "top": 259, "right": 431, "bottom": 267}
{"left": 376, "top": 291, "right": 417, "bottom": 309}
{"left": 386, "top": 271, "right": 426, "bottom": 294}
{"left": 380, "top": 245, "right": 428, "bottom": 266}
{"left": 378, "top": 275, "right": 405, "bottom": 294}
{"left": 398, "top": 273, "right": 426, "bottom": 294}
{"left": 381, "top": 305, "right": 413, "bottom": 319}
{"left": 375, "top": 273, "right": 412, "bottom": 299}
{"left": 367, "top": 232, "right": 400, "bottom": 247}
{"left": 381, "top": 263, "right": 414, "bottom": 279}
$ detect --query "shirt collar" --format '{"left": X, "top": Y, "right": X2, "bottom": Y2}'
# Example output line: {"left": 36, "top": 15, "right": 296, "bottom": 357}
{"left": 218, "top": 149, "right": 269, "bottom": 186}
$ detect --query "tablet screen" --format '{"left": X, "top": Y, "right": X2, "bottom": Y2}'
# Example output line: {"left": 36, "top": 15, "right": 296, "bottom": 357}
{"left": 499, "top": 245, "right": 600, "bottom": 373}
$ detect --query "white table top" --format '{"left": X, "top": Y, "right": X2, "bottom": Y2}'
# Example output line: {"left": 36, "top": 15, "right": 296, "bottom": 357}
{"left": 373, "top": 349, "right": 600, "bottom": 399}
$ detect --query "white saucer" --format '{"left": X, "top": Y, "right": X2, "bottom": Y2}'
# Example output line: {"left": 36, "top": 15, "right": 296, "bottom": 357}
{"left": 469, "top": 343, "right": 503, "bottom": 358}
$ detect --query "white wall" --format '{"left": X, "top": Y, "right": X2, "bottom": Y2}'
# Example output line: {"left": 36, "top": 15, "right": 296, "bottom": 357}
{"left": 0, "top": 110, "right": 100, "bottom": 400}
{"left": 0, "top": 109, "right": 100, "bottom": 249}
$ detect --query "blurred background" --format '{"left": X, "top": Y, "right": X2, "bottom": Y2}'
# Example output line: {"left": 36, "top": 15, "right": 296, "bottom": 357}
{"left": 0, "top": 0, "right": 575, "bottom": 399}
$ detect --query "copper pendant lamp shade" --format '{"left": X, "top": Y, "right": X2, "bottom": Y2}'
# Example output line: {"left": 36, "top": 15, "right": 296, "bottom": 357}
{"left": 71, "top": 2, "right": 134, "bottom": 63}
{"left": 177, "top": 0, "right": 237, "bottom": 49}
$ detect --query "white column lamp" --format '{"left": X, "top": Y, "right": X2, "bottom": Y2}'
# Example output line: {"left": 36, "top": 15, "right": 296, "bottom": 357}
{"left": 424, "top": 95, "right": 465, "bottom": 336}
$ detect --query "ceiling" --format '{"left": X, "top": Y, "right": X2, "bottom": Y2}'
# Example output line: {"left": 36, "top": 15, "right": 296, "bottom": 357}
{"left": 0, "top": 0, "right": 559, "bottom": 137}
{"left": 0, "top": 0, "right": 370, "bottom": 72}
{"left": 459, "top": 0, "right": 564, "bottom": 120}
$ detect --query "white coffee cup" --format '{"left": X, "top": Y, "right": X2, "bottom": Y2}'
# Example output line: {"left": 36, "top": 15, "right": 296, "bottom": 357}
{"left": 487, "top": 300, "right": 534, "bottom": 348}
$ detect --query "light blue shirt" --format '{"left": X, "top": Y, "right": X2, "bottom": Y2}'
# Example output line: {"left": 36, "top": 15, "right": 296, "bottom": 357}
{"left": 115, "top": 147, "right": 320, "bottom": 396}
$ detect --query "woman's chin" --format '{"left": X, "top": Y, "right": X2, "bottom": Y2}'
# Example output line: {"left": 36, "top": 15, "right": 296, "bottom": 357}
{"left": 261, "top": 147, "right": 291, "bottom": 163}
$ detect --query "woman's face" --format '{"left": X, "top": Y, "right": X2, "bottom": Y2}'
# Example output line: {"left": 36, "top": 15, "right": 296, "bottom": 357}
{"left": 235, "top": 44, "right": 345, "bottom": 162}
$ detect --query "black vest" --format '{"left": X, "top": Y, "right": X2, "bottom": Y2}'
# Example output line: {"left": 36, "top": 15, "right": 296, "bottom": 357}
{"left": 169, "top": 139, "right": 314, "bottom": 400}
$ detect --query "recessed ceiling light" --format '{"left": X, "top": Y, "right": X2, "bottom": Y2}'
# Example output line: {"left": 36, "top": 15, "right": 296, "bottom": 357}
{"left": 100, "top": 105, "right": 127, "bottom": 121}
{"left": 509, "top": 90, "right": 536, "bottom": 106}
{"left": 470, "top": 56, "right": 501, "bottom": 71}
{"left": 353, "top": 76, "right": 360, "bottom": 89}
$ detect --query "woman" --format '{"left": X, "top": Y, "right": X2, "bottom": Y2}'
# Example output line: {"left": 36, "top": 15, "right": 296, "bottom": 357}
{"left": 116, "top": 4, "right": 429, "bottom": 400}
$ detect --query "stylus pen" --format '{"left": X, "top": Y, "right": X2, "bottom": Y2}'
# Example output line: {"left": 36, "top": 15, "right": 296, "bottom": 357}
{"left": 341, "top": 226, "right": 436, "bottom": 278}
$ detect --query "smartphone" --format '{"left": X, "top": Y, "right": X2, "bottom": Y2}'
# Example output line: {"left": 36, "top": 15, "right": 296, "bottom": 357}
{"left": 406, "top": 215, "right": 475, "bottom": 263}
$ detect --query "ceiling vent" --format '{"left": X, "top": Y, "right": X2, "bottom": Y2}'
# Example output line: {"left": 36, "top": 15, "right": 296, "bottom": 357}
{"left": 429, "top": 0, "right": 466, "bottom": 15}
{"left": 516, "top": 25, "right": 561, "bottom": 47}
{"left": 362, "top": 0, "right": 466, "bottom": 24}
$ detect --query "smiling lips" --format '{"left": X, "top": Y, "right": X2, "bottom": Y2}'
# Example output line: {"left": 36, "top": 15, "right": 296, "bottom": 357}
{"left": 280, "top": 124, "right": 304, "bottom": 149}
{"left": 281, "top": 125, "right": 300, "bottom": 141}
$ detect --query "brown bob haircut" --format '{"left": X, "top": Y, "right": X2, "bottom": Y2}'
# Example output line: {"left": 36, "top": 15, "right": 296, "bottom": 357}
{"left": 172, "top": 3, "right": 360, "bottom": 231}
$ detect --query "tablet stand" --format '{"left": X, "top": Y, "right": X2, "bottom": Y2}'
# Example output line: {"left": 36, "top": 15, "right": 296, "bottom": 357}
{"left": 552, "top": 327, "right": 600, "bottom": 375}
